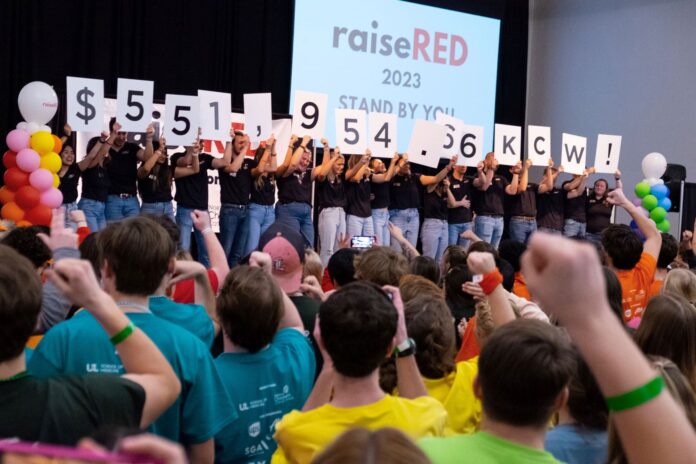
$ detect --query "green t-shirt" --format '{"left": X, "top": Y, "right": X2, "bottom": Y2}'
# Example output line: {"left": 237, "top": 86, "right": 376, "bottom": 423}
{"left": 420, "top": 431, "right": 562, "bottom": 464}
{"left": 149, "top": 295, "right": 215, "bottom": 348}
{"left": 28, "top": 311, "right": 236, "bottom": 444}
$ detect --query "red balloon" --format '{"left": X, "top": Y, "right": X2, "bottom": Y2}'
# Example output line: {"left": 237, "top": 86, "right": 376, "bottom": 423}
{"left": 25, "top": 204, "right": 52, "bottom": 226}
{"left": 3, "top": 150, "right": 17, "bottom": 169}
{"left": 0, "top": 186, "right": 15, "bottom": 205}
{"left": 3, "top": 168, "right": 30, "bottom": 190}
{"left": 14, "top": 185, "right": 41, "bottom": 210}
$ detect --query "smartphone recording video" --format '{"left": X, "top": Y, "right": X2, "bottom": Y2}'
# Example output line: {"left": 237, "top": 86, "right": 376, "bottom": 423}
{"left": 351, "top": 236, "right": 374, "bottom": 249}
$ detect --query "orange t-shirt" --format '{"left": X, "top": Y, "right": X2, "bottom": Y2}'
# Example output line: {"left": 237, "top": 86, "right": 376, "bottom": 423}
{"left": 456, "top": 316, "right": 480, "bottom": 363}
{"left": 647, "top": 278, "right": 663, "bottom": 300}
{"left": 513, "top": 272, "right": 532, "bottom": 300}
{"left": 615, "top": 252, "right": 657, "bottom": 322}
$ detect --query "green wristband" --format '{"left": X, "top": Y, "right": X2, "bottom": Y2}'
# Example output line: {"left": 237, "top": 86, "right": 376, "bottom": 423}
{"left": 605, "top": 376, "right": 664, "bottom": 412}
{"left": 110, "top": 322, "right": 135, "bottom": 345}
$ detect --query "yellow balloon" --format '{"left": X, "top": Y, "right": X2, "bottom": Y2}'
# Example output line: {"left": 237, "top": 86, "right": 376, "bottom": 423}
{"left": 52, "top": 173, "right": 60, "bottom": 188}
{"left": 40, "top": 152, "right": 62, "bottom": 174}
{"left": 30, "top": 131, "right": 54, "bottom": 155}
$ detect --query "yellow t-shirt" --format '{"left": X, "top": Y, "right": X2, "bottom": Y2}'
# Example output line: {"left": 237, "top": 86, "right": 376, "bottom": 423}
{"left": 423, "top": 357, "right": 481, "bottom": 435}
{"left": 272, "top": 395, "right": 447, "bottom": 464}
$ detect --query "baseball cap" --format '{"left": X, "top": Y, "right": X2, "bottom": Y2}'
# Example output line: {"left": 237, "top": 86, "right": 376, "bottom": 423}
{"left": 258, "top": 222, "right": 306, "bottom": 293}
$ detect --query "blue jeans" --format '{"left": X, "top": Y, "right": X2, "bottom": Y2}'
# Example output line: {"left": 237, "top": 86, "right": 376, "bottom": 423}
{"left": 140, "top": 201, "right": 174, "bottom": 222}
{"left": 509, "top": 218, "right": 537, "bottom": 244}
{"left": 448, "top": 222, "right": 473, "bottom": 248}
{"left": 276, "top": 202, "right": 314, "bottom": 247}
{"left": 372, "top": 208, "right": 390, "bottom": 247}
{"left": 175, "top": 206, "right": 209, "bottom": 267}
{"left": 474, "top": 215, "right": 504, "bottom": 249}
{"left": 389, "top": 208, "right": 419, "bottom": 251}
{"left": 245, "top": 203, "right": 276, "bottom": 256}
{"left": 421, "top": 219, "right": 448, "bottom": 263}
{"left": 538, "top": 226, "right": 562, "bottom": 235}
{"left": 585, "top": 232, "right": 602, "bottom": 244}
{"left": 105, "top": 195, "right": 140, "bottom": 223}
{"left": 318, "top": 207, "right": 346, "bottom": 267}
{"left": 219, "top": 204, "right": 249, "bottom": 267}
{"left": 62, "top": 201, "right": 79, "bottom": 229}
{"left": 78, "top": 198, "right": 106, "bottom": 232}
{"left": 563, "top": 219, "right": 586, "bottom": 238}
{"left": 347, "top": 215, "right": 374, "bottom": 238}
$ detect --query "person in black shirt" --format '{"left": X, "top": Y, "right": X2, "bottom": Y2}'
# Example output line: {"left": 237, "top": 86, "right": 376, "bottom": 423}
{"left": 244, "top": 136, "right": 279, "bottom": 257}
{"left": 138, "top": 137, "right": 200, "bottom": 221}
{"left": 473, "top": 153, "right": 518, "bottom": 249}
{"left": 173, "top": 131, "right": 232, "bottom": 267}
{"left": 537, "top": 159, "right": 565, "bottom": 234}
{"left": 315, "top": 141, "right": 347, "bottom": 267}
{"left": 421, "top": 177, "right": 459, "bottom": 262}
{"left": 369, "top": 155, "right": 399, "bottom": 247}
{"left": 345, "top": 150, "right": 378, "bottom": 239}
{"left": 508, "top": 159, "right": 538, "bottom": 244}
{"left": 58, "top": 124, "right": 98, "bottom": 227}
{"left": 586, "top": 170, "right": 622, "bottom": 243}
{"left": 104, "top": 119, "right": 149, "bottom": 224}
{"left": 447, "top": 165, "right": 473, "bottom": 247}
{"left": 562, "top": 167, "right": 592, "bottom": 238}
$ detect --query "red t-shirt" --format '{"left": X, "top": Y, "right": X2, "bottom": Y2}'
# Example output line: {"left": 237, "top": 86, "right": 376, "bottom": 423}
{"left": 171, "top": 269, "right": 220, "bottom": 304}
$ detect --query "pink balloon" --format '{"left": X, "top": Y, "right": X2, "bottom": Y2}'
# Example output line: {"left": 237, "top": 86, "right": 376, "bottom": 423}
{"left": 29, "top": 169, "right": 54, "bottom": 192}
{"left": 632, "top": 198, "right": 643, "bottom": 207}
{"left": 40, "top": 188, "right": 63, "bottom": 208}
{"left": 15, "top": 148, "right": 40, "bottom": 173}
{"left": 6, "top": 129, "right": 31, "bottom": 152}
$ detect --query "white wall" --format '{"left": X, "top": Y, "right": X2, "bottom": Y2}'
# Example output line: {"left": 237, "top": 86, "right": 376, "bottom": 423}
{"left": 526, "top": 0, "right": 696, "bottom": 229}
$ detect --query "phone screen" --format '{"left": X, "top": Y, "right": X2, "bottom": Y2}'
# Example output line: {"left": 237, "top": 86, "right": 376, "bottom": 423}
{"left": 351, "top": 236, "right": 374, "bottom": 249}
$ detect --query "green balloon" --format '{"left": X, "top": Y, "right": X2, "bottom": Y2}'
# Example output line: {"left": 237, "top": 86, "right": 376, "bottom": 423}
{"left": 642, "top": 195, "right": 658, "bottom": 211}
{"left": 635, "top": 182, "right": 651, "bottom": 198}
{"left": 656, "top": 219, "right": 671, "bottom": 233}
{"left": 649, "top": 207, "right": 667, "bottom": 223}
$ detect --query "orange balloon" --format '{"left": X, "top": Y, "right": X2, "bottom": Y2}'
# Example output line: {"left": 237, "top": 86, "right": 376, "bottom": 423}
{"left": 15, "top": 220, "right": 32, "bottom": 228}
{"left": 0, "top": 186, "right": 15, "bottom": 205}
{"left": 1, "top": 202, "right": 25, "bottom": 223}
{"left": 52, "top": 134, "right": 63, "bottom": 154}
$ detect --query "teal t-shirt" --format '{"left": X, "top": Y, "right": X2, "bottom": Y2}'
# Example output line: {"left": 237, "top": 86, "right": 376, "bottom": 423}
{"left": 214, "top": 328, "right": 316, "bottom": 464}
{"left": 28, "top": 311, "right": 236, "bottom": 445}
{"left": 420, "top": 431, "right": 562, "bottom": 464}
{"left": 149, "top": 295, "right": 215, "bottom": 348}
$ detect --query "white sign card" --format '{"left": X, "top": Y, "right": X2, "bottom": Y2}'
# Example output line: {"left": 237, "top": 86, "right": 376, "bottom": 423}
{"left": 494, "top": 124, "right": 521, "bottom": 166}
{"left": 116, "top": 78, "right": 154, "bottom": 132}
{"left": 244, "top": 93, "right": 272, "bottom": 144}
{"left": 527, "top": 125, "right": 551, "bottom": 166}
{"left": 66, "top": 76, "right": 104, "bottom": 132}
{"left": 164, "top": 94, "right": 200, "bottom": 146}
{"left": 368, "top": 112, "right": 397, "bottom": 158}
{"left": 594, "top": 134, "right": 622, "bottom": 174}
{"left": 459, "top": 124, "right": 485, "bottom": 167}
{"left": 407, "top": 119, "right": 446, "bottom": 168}
{"left": 271, "top": 118, "right": 293, "bottom": 165}
{"left": 198, "top": 90, "right": 232, "bottom": 142}
{"left": 335, "top": 109, "right": 367, "bottom": 154}
{"left": 561, "top": 133, "right": 587, "bottom": 175}
{"left": 292, "top": 90, "right": 328, "bottom": 139}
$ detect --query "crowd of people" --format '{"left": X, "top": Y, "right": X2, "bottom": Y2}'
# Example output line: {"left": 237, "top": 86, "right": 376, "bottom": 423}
{"left": 1, "top": 124, "right": 696, "bottom": 464}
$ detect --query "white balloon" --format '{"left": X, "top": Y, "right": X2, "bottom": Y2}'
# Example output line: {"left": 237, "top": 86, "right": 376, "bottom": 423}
{"left": 16, "top": 122, "right": 28, "bottom": 131}
{"left": 646, "top": 177, "right": 660, "bottom": 186}
{"left": 27, "top": 122, "right": 40, "bottom": 134}
{"left": 17, "top": 81, "right": 58, "bottom": 125}
{"left": 641, "top": 152, "right": 667, "bottom": 180}
{"left": 39, "top": 125, "right": 52, "bottom": 134}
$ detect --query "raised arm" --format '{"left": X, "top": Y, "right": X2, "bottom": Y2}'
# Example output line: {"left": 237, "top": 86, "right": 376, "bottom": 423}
{"left": 251, "top": 136, "right": 277, "bottom": 177}
{"left": 472, "top": 160, "right": 488, "bottom": 189}
{"left": 313, "top": 138, "right": 338, "bottom": 181}
{"left": 566, "top": 170, "right": 590, "bottom": 199}
{"left": 135, "top": 123, "right": 155, "bottom": 163}
{"left": 372, "top": 152, "right": 400, "bottom": 183}
{"left": 210, "top": 128, "right": 234, "bottom": 169}
{"left": 191, "top": 210, "right": 229, "bottom": 290}
{"left": 518, "top": 159, "right": 532, "bottom": 192}
{"left": 280, "top": 135, "right": 310, "bottom": 178}
{"left": 169, "top": 260, "right": 220, "bottom": 337}
{"left": 61, "top": 123, "right": 72, "bottom": 145}
{"left": 275, "top": 135, "right": 299, "bottom": 177}
{"left": 421, "top": 156, "right": 457, "bottom": 186}
{"left": 615, "top": 169, "right": 623, "bottom": 190}
{"left": 173, "top": 137, "right": 201, "bottom": 179}
{"left": 389, "top": 222, "right": 419, "bottom": 260}
{"left": 467, "top": 252, "right": 515, "bottom": 326}
{"left": 538, "top": 159, "right": 559, "bottom": 194}
{"left": 223, "top": 134, "right": 249, "bottom": 173}
{"left": 505, "top": 162, "right": 522, "bottom": 195}
{"left": 607, "top": 187, "right": 662, "bottom": 259}
{"left": 344, "top": 151, "right": 370, "bottom": 181}
{"left": 77, "top": 132, "right": 108, "bottom": 171}
{"left": 249, "top": 251, "right": 304, "bottom": 332}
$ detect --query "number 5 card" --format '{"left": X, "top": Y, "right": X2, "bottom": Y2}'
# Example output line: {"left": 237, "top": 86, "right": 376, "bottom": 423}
{"left": 116, "top": 78, "right": 154, "bottom": 132}
{"left": 164, "top": 94, "right": 200, "bottom": 146}
{"left": 335, "top": 109, "right": 367, "bottom": 154}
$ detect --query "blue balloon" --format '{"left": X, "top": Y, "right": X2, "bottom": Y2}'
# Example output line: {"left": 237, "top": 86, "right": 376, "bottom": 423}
{"left": 630, "top": 220, "right": 638, "bottom": 229}
{"left": 650, "top": 184, "right": 668, "bottom": 200}
{"left": 659, "top": 197, "right": 672, "bottom": 211}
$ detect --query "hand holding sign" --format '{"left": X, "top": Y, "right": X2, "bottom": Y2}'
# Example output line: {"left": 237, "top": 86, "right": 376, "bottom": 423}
{"left": 116, "top": 78, "right": 154, "bottom": 132}
{"left": 292, "top": 90, "right": 328, "bottom": 139}
{"left": 66, "top": 77, "right": 104, "bottom": 132}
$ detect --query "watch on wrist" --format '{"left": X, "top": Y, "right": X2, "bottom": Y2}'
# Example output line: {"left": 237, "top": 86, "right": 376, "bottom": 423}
{"left": 393, "top": 337, "right": 416, "bottom": 358}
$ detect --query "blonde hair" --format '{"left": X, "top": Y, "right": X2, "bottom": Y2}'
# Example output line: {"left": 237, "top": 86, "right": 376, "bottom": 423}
{"left": 303, "top": 249, "right": 323, "bottom": 283}
{"left": 312, "top": 428, "right": 431, "bottom": 464}
{"left": 663, "top": 269, "right": 696, "bottom": 305}
{"left": 399, "top": 274, "right": 443, "bottom": 304}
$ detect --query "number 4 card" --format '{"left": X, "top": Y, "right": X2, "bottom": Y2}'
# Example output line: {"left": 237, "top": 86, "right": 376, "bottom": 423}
{"left": 368, "top": 112, "right": 397, "bottom": 158}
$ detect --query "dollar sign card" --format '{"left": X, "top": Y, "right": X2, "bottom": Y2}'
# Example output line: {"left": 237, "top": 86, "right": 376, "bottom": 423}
{"left": 67, "top": 77, "right": 105, "bottom": 132}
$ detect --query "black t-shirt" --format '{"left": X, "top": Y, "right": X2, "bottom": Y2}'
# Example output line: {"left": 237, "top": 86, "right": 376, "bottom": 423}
{"left": 536, "top": 187, "right": 565, "bottom": 230}
{"left": 106, "top": 142, "right": 140, "bottom": 195}
{"left": 423, "top": 189, "right": 448, "bottom": 220}
{"left": 137, "top": 164, "right": 174, "bottom": 203}
{"left": 587, "top": 192, "right": 613, "bottom": 234}
{"left": 0, "top": 374, "right": 144, "bottom": 445}
{"left": 448, "top": 174, "right": 473, "bottom": 224}
{"left": 172, "top": 152, "right": 214, "bottom": 210}
{"left": 474, "top": 175, "right": 509, "bottom": 216}
{"left": 370, "top": 181, "right": 390, "bottom": 209}
{"left": 277, "top": 169, "right": 313, "bottom": 205}
{"left": 219, "top": 158, "right": 255, "bottom": 205}
{"left": 58, "top": 164, "right": 82, "bottom": 204}
{"left": 316, "top": 175, "right": 346, "bottom": 209}
{"left": 250, "top": 175, "right": 276, "bottom": 206}
{"left": 389, "top": 173, "right": 422, "bottom": 210}
{"left": 81, "top": 164, "right": 110, "bottom": 202}
{"left": 509, "top": 183, "right": 538, "bottom": 217}
{"left": 345, "top": 176, "right": 372, "bottom": 218}
{"left": 563, "top": 181, "right": 587, "bottom": 222}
